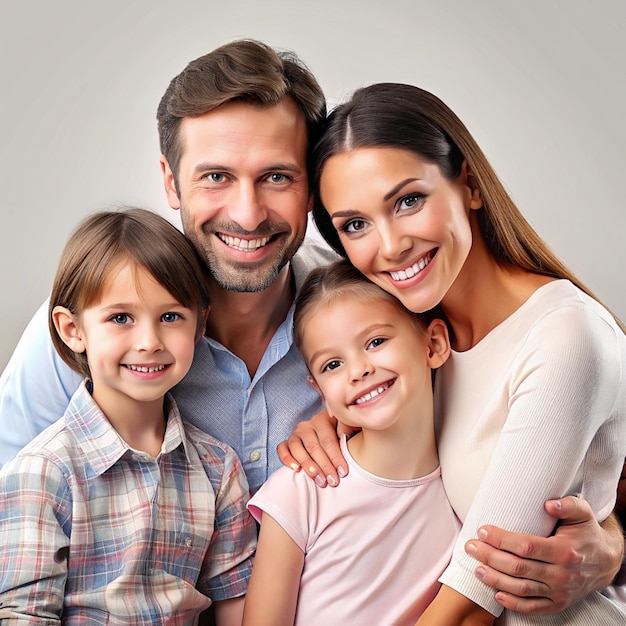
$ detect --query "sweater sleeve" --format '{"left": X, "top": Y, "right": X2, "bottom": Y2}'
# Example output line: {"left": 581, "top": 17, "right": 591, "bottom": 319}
{"left": 440, "top": 301, "right": 626, "bottom": 616}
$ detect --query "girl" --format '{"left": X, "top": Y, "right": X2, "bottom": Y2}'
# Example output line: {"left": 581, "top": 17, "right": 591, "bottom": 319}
{"left": 282, "top": 83, "right": 626, "bottom": 624}
{"left": 243, "top": 260, "right": 465, "bottom": 626}
{"left": 0, "top": 207, "right": 256, "bottom": 625}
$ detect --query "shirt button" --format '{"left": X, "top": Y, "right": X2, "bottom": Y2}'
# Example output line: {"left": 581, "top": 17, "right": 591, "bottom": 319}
{"left": 249, "top": 450, "right": 261, "bottom": 462}
{"left": 185, "top": 537, "right": 193, "bottom": 548}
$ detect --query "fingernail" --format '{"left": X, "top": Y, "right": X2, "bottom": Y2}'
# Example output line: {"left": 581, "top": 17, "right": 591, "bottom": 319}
{"left": 477, "top": 528, "right": 488, "bottom": 540}
{"left": 475, "top": 566, "right": 486, "bottom": 581}
{"left": 314, "top": 474, "right": 326, "bottom": 488}
{"left": 327, "top": 475, "right": 338, "bottom": 487}
{"left": 549, "top": 499, "right": 562, "bottom": 509}
{"left": 338, "top": 466, "right": 347, "bottom": 478}
{"left": 466, "top": 541, "right": 477, "bottom": 554}
{"left": 290, "top": 463, "right": 301, "bottom": 472}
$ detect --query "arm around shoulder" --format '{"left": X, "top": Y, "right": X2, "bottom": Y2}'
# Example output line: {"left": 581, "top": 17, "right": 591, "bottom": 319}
{"left": 0, "top": 300, "right": 81, "bottom": 465}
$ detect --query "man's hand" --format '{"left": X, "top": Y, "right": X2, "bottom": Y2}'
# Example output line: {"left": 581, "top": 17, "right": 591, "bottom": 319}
{"left": 276, "top": 409, "right": 350, "bottom": 487}
{"left": 465, "top": 496, "right": 625, "bottom": 613}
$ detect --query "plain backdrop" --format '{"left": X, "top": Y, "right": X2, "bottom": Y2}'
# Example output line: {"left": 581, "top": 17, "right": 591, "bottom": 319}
{"left": 1, "top": 1, "right": 625, "bottom": 370}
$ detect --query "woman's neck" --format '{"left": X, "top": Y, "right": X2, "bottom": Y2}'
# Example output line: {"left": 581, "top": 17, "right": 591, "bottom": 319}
{"left": 441, "top": 229, "right": 554, "bottom": 352}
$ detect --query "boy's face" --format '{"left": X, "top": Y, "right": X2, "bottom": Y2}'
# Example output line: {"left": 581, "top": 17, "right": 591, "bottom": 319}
{"left": 300, "top": 296, "right": 448, "bottom": 432}
{"left": 68, "top": 263, "right": 198, "bottom": 421}
{"left": 161, "top": 97, "right": 312, "bottom": 293}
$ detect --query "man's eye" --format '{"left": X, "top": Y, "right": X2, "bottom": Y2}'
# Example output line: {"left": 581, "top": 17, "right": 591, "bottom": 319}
{"left": 207, "top": 173, "right": 226, "bottom": 183}
{"left": 162, "top": 312, "right": 181, "bottom": 323}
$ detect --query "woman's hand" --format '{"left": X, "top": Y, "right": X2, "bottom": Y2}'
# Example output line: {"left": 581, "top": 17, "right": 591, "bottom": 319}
{"left": 276, "top": 409, "right": 352, "bottom": 487}
{"left": 465, "top": 495, "right": 624, "bottom": 613}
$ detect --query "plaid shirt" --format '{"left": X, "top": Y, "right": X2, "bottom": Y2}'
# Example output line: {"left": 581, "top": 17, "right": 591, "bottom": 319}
{"left": 0, "top": 382, "right": 256, "bottom": 624}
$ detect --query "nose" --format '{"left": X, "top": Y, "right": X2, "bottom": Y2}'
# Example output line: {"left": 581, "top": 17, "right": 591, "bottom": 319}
{"left": 349, "top": 356, "right": 373, "bottom": 383}
{"left": 135, "top": 322, "right": 164, "bottom": 353}
{"left": 377, "top": 221, "right": 411, "bottom": 261}
{"left": 228, "top": 180, "right": 268, "bottom": 232}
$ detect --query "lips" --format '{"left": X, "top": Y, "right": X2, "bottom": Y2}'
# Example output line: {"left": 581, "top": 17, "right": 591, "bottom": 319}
{"left": 124, "top": 364, "right": 167, "bottom": 373}
{"left": 353, "top": 379, "right": 395, "bottom": 405}
{"left": 217, "top": 233, "right": 270, "bottom": 252}
{"left": 387, "top": 249, "right": 436, "bottom": 282}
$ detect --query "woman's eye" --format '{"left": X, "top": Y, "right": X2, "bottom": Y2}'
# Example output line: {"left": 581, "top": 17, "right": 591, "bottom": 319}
{"left": 111, "top": 314, "right": 130, "bottom": 325}
{"left": 399, "top": 194, "right": 424, "bottom": 211}
{"left": 343, "top": 219, "right": 368, "bottom": 234}
{"left": 162, "top": 312, "right": 181, "bottom": 323}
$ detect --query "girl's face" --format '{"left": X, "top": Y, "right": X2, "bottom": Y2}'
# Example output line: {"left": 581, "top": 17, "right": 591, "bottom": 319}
{"left": 319, "top": 147, "right": 482, "bottom": 313}
{"left": 300, "top": 295, "right": 447, "bottom": 432}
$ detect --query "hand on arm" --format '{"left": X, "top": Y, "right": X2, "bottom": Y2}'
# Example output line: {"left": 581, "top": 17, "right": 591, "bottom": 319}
{"left": 276, "top": 408, "right": 352, "bottom": 487}
{"left": 465, "top": 495, "right": 625, "bottom": 613}
{"left": 242, "top": 513, "right": 305, "bottom": 626}
{"left": 415, "top": 585, "right": 495, "bottom": 626}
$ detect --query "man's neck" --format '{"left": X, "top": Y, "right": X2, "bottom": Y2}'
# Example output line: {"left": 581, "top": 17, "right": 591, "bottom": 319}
{"left": 205, "top": 264, "right": 295, "bottom": 377}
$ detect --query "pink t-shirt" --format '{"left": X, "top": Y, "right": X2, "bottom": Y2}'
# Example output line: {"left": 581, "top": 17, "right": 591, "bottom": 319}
{"left": 248, "top": 435, "right": 460, "bottom": 626}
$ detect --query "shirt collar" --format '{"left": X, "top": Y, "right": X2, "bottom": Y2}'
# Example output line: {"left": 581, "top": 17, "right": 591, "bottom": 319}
{"left": 64, "top": 382, "right": 190, "bottom": 476}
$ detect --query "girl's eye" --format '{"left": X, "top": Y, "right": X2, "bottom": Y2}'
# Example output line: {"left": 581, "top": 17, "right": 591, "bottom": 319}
{"left": 342, "top": 219, "right": 368, "bottom": 234}
{"left": 111, "top": 314, "right": 131, "bottom": 325}
{"left": 398, "top": 193, "right": 425, "bottom": 211}
{"left": 161, "top": 312, "right": 181, "bottom": 323}
{"left": 367, "top": 337, "right": 386, "bottom": 350}
{"left": 322, "top": 359, "right": 342, "bottom": 373}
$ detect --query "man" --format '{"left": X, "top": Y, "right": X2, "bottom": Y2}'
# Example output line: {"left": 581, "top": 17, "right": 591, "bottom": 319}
{"left": 0, "top": 40, "right": 336, "bottom": 496}
{"left": 0, "top": 39, "right": 622, "bottom": 614}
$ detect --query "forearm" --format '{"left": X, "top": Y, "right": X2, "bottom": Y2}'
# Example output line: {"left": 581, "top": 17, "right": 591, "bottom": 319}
{"left": 416, "top": 585, "right": 495, "bottom": 626}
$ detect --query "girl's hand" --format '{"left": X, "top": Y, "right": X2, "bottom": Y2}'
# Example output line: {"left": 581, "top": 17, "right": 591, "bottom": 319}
{"left": 465, "top": 495, "right": 624, "bottom": 613}
{"left": 276, "top": 409, "right": 352, "bottom": 487}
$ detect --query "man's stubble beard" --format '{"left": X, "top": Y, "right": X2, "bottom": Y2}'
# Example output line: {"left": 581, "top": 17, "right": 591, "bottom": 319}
{"left": 180, "top": 208, "right": 306, "bottom": 293}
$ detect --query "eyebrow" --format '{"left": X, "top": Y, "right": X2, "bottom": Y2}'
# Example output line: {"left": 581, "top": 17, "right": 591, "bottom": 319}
{"left": 192, "top": 162, "right": 304, "bottom": 176}
{"left": 383, "top": 178, "right": 421, "bottom": 201}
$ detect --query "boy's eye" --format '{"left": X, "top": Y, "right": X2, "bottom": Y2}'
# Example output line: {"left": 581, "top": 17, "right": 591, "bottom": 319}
{"left": 161, "top": 312, "right": 181, "bottom": 323}
{"left": 111, "top": 314, "right": 130, "bottom": 325}
{"left": 322, "top": 359, "right": 342, "bottom": 373}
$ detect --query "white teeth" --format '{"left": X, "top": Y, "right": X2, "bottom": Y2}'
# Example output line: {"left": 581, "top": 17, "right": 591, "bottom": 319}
{"left": 355, "top": 383, "right": 389, "bottom": 405}
{"left": 389, "top": 254, "right": 431, "bottom": 281}
{"left": 126, "top": 364, "right": 165, "bottom": 373}
{"left": 219, "top": 234, "right": 269, "bottom": 251}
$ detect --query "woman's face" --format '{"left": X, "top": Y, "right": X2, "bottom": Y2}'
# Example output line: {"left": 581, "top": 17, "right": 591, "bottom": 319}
{"left": 319, "top": 146, "right": 482, "bottom": 313}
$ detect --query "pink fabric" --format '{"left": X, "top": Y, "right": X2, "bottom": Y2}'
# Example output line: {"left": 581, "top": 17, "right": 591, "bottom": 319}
{"left": 248, "top": 435, "right": 459, "bottom": 626}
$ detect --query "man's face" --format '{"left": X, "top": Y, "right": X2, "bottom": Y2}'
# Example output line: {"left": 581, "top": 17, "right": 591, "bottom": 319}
{"left": 161, "top": 98, "right": 311, "bottom": 292}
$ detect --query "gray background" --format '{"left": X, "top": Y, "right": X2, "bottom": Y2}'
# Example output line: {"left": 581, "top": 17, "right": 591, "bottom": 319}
{"left": 1, "top": 1, "right": 625, "bottom": 370}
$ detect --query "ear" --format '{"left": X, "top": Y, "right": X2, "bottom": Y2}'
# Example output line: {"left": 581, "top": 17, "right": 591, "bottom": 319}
{"left": 461, "top": 161, "right": 483, "bottom": 210}
{"left": 52, "top": 306, "right": 86, "bottom": 354}
{"left": 160, "top": 155, "right": 181, "bottom": 210}
{"left": 306, "top": 375, "right": 334, "bottom": 418}
{"left": 424, "top": 319, "right": 451, "bottom": 369}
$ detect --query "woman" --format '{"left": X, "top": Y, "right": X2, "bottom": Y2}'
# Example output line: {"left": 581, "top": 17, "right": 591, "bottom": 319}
{"left": 280, "top": 83, "right": 626, "bottom": 624}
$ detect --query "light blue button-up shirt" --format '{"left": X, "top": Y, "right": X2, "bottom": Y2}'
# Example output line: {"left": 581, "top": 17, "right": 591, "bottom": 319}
{"left": 0, "top": 240, "right": 338, "bottom": 494}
